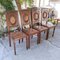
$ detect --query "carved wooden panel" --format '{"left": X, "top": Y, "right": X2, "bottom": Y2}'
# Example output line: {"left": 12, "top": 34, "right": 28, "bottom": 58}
{"left": 41, "top": 8, "right": 49, "bottom": 21}
{"left": 10, "top": 16, "right": 16, "bottom": 25}
{"left": 32, "top": 7, "right": 40, "bottom": 25}
{"left": 6, "top": 11, "right": 19, "bottom": 31}
{"left": 20, "top": 9, "right": 31, "bottom": 28}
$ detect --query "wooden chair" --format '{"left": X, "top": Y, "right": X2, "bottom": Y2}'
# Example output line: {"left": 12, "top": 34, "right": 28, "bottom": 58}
{"left": 20, "top": 9, "right": 40, "bottom": 47}
{"left": 31, "top": 7, "right": 48, "bottom": 40}
{"left": 6, "top": 11, "right": 29, "bottom": 55}
{"left": 41, "top": 8, "right": 56, "bottom": 38}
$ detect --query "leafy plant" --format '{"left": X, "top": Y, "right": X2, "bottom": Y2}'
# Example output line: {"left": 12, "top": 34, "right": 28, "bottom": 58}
{"left": 0, "top": 14, "right": 5, "bottom": 38}
{"left": 19, "top": 0, "right": 33, "bottom": 7}
{"left": 0, "top": 0, "right": 15, "bottom": 37}
{"left": 26, "top": 0, "right": 33, "bottom": 7}
{"left": 19, "top": 0, "right": 24, "bottom": 5}
{"left": 0, "top": 0, "right": 15, "bottom": 11}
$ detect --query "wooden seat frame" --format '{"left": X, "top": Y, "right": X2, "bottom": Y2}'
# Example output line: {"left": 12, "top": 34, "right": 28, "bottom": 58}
{"left": 31, "top": 7, "right": 48, "bottom": 40}
{"left": 41, "top": 8, "right": 56, "bottom": 38}
{"left": 6, "top": 11, "right": 29, "bottom": 55}
{"left": 20, "top": 9, "right": 40, "bottom": 47}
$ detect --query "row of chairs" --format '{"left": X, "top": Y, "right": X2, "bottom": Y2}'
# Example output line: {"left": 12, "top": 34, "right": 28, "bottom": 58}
{"left": 5, "top": 7, "right": 56, "bottom": 55}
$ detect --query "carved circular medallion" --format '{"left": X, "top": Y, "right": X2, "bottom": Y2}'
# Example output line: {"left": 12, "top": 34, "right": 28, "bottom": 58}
{"left": 34, "top": 13, "right": 39, "bottom": 20}
{"left": 42, "top": 12, "right": 48, "bottom": 18}
{"left": 10, "top": 16, "right": 16, "bottom": 25}
{"left": 23, "top": 15, "right": 29, "bottom": 22}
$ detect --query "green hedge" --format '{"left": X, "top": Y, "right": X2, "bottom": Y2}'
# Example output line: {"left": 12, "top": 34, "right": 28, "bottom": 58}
{"left": 0, "top": 0, "right": 15, "bottom": 11}
{"left": 48, "top": 18, "right": 57, "bottom": 24}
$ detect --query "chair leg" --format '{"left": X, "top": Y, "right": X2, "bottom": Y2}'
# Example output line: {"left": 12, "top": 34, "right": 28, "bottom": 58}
{"left": 44, "top": 31, "right": 45, "bottom": 34}
{"left": 31, "top": 35, "right": 33, "bottom": 38}
{"left": 9, "top": 34, "right": 11, "bottom": 47}
{"left": 19, "top": 39, "right": 20, "bottom": 44}
{"left": 46, "top": 30, "right": 49, "bottom": 40}
{"left": 46, "top": 29, "right": 49, "bottom": 40}
{"left": 13, "top": 40, "right": 16, "bottom": 55}
{"left": 52, "top": 27, "right": 55, "bottom": 37}
{"left": 37, "top": 32, "right": 41, "bottom": 44}
{"left": 26, "top": 36, "right": 30, "bottom": 49}
{"left": 22, "top": 38, "right": 23, "bottom": 42}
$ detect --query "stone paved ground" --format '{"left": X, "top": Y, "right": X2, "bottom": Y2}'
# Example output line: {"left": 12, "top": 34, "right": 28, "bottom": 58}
{"left": 0, "top": 24, "right": 60, "bottom": 60}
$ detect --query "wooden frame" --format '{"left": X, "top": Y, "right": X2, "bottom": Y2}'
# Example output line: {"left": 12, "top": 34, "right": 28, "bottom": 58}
{"left": 6, "top": 10, "right": 29, "bottom": 55}
{"left": 41, "top": 8, "right": 56, "bottom": 38}
{"left": 41, "top": 8, "right": 49, "bottom": 23}
{"left": 20, "top": 9, "right": 40, "bottom": 46}
{"left": 6, "top": 10, "right": 19, "bottom": 46}
{"left": 31, "top": 7, "right": 48, "bottom": 40}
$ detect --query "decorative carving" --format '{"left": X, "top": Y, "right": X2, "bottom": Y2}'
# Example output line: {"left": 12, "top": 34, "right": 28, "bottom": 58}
{"left": 23, "top": 14, "right": 29, "bottom": 22}
{"left": 10, "top": 16, "right": 16, "bottom": 25}
{"left": 42, "top": 11, "right": 48, "bottom": 19}
{"left": 34, "top": 13, "right": 39, "bottom": 20}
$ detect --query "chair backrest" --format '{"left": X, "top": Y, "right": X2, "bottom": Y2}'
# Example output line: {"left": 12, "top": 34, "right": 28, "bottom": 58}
{"left": 6, "top": 10, "right": 20, "bottom": 32}
{"left": 20, "top": 9, "right": 31, "bottom": 29}
{"left": 41, "top": 8, "right": 49, "bottom": 24}
{"left": 31, "top": 7, "right": 41, "bottom": 25}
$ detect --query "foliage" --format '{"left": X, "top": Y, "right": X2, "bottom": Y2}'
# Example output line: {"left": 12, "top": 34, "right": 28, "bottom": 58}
{"left": 0, "top": 0, "right": 15, "bottom": 37}
{"left": 0, "top": 14, "right": 6, "bottom": 37}
{"left": 0, "top": 0, "right": 15, "bottom": 11}
{"left": 19, "top": 0, "right": 33, "bottom": 7}
{"left": 48, "top": 18, "right": 57, "bottom": 24}
{"left": 19, "top": 0, "right": 24, "bottom": 5}
{"left": 26, "top": 0, "right": 33, "bottom": 7}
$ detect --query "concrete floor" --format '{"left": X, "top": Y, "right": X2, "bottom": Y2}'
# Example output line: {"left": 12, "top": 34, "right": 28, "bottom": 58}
{"left": 0, "top": 24, "right": 60, "bottom": 60}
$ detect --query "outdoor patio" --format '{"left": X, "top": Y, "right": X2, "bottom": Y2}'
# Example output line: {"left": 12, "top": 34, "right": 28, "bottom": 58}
{"left": 0, "top": 24, "right": 60, "bottom": 60}
{"left": 0, "top": 0, "right": 60, "bottom": 60}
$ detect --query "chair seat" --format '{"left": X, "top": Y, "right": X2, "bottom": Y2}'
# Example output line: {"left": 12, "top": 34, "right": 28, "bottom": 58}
{"left": 33, "top": 26, "right": 48, "bottom": 32}
{"left": 42, "top": 22, "right": 56, "bottom": 29}
{"left": 23, "top": 28, "right": 39, "bottom": 35}
{"left": 42, "top": 24, "right": 56, "bottom": 29}
{"left": 11, "top": 32, "right": 26, "bottom": 40}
